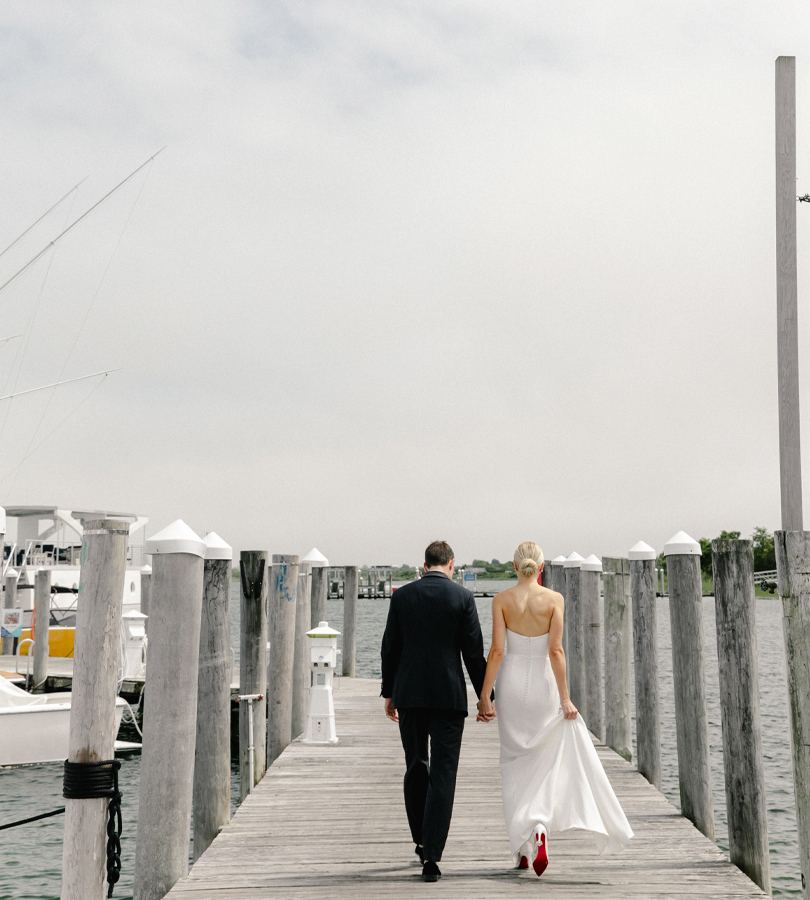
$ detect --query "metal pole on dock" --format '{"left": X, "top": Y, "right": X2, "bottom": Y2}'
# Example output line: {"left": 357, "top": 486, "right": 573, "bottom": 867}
{"left": 32, "top": 568, "right": 52, "bottom": 692}
{"left": 60, "top": 518, "right": 130, "bottom": 900}
{"left": 563, "top": 552, "right": 585, "bottom": 715}
{"left": 581, "top": 554, "right": 603, "bottom": 739}
{"left": 267, "top": 554, "right": 299, "bottom": 766}
{"left": 343, "top": 565, "right": 358, "bottom": 676}
{"left": 311, "top": 564, "right": 328, "bottom": 628}
{"left": 711, "top": 539, "right": 771, "bottom": 893}
{"left": 292, "top": 562, "right": 312, "bottom": 739}
{"left": 602, "top": 556, "right": 632, "bottom": 762}
{"left": 192, "top": 533, "right": 233, "bottom": 863}
{"left": 239, "top": 550, "right": 267, "bottom": 799}
{"left": 664, "top": 531, "right": 714, "bottom": 841}
{"left": 628, "top": 541, "right": 662, "bottom": 789}
{"left": 140, "top": 564, "right": 151, "bottom": 633}
{"left": 1, "top": 566, "right": 18, "bottom": 656}
{"left": 134, "top": 521, "right": 206, "bottom": 900}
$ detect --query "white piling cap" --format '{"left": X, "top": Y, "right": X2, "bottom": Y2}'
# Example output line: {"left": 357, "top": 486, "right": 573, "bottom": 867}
{"left": 122, "top": 610, "right": 148, "bottom": 620}
{"left": 0, "top": 506, "right": 5, "bottom": 533}
{"left": 663, "top": 531, "right": 701, "bottom": 557}
{"left": 307, "top": 620, "right": 341, "bottom": 638}
{"left": 302, "top": 547, "right": 329, "bottom": 567}
{"left": 563, "top": 551, "right": 585, "bottom": 568}
{"left": 551, "top": 555, "right": 567, "bottom": 564}
{"left": 144, "top": 520, "right": 206, "bottom": 558}
{"left": 203, "top": 531, "right": 233, "bottom": 561}
{"left": 628, "top": 540, "right": 656, "bottom": 560}
{"left": 5, "top": 567, "right": 18, "bottom": 580}
{"left": 140, "top": 564, "right": 152, "bottom": 574}
{"left": 581, "top": 554, "right": 603, "bottom": 572}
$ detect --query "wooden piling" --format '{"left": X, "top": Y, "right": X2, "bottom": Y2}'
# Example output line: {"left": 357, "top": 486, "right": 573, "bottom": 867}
{"left": 629, "top": 541, "right": 662, "bottom": 789}
{"left": 292, "top": 562, "right": 312, "bottom": 739}
{"left": 581, "top": 555, "right": 603, "bottom": 739}
{"left": 193, "top": 533, "right": 233, "bottom": 863}
{"left": 711, "top": 539, "right": 771, "bottom": 893}
{"left": 310, "top": 564, "right": 328, "bottom": 628}
{"left": 775, "top": 530, "right": 810, "bottom": 899}
{"left": 140, "top": 565, "right": 151, "bottom": 633}
{"left": 267, "top": 554, "right": 299, "bottom": 766}
{"left": 239, "top": 550, "right": 268, "bottom": 799}
{"left": 602, "top": 556, "right": 632, "bottom": 762}
{"left": 134, "top": 521, "right": 207, "bottom": 900}
{"left": 664, "top": 531, "right": 714, "bottom": 841}
{"left": 60, "top": 518, "right": 130, "bottom": 900}
{"left": 563, "top": 552, "right": 585, "bottom": 715}
{"left": 32, "top": 568, "right": 52, "bottom": 692}
{"left": 0, "top": 567, "right": 18, "bottom": 656}
{"left": 343, "top": 565, "right": 358, "bottom": 677}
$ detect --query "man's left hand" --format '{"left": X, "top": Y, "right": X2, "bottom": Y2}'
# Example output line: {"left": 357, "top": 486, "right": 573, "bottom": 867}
{"left": 384, "top": 697, "right": 399, "bottom": 722}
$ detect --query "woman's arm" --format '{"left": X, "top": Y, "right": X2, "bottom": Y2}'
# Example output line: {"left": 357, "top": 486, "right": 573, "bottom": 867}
{"left": 477, "top": 595, "right": 506, "bottom": 721}
{"left": 548, "top": 595, "right": 577, "bottom": 719}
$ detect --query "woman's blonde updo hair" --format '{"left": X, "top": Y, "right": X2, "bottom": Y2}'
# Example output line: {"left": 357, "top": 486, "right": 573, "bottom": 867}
{"left": 513, "top": 541, "right": 544, "bottom": 578}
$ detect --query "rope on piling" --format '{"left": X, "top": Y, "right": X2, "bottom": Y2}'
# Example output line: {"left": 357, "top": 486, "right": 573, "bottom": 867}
{"left": 0, "top": 806, "right": 65, "bottom": 830}
{"left": 63, "top": 759, "right": 123, "bottom": 898}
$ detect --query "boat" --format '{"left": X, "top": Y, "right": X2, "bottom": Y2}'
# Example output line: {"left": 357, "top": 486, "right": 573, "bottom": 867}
{"left": 0, "top": 675, "right": 135, "bottom": 766}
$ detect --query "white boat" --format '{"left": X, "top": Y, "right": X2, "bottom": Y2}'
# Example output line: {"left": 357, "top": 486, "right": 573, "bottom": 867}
{"left": 0, "top": 676, "right": 132, "bottom": 767}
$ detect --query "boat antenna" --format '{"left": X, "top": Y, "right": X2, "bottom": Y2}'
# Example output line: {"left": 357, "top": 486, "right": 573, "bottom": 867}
{"left": 0, "top": 334, "right": 22, "bottom": 346}
{"left": 0, "top": 147, "right": 165, "bottom": 298}
{"left": 0, "top": 177, "right": 88, "bottom": 261}
{"left": 0, "top": 367, "right": 122, "bottom": 402}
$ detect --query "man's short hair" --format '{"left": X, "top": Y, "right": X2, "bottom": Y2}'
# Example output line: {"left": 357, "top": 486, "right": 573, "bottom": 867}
{"left": 425, "top": 540, "right": 454, "bottom": 568}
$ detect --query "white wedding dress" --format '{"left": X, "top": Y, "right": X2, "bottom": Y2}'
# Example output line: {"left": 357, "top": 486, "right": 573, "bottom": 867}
{"left": 496, "top": 629, "right": 634, "bottom": 864}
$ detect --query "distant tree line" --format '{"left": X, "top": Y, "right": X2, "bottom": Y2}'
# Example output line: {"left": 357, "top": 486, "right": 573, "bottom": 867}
{"left": 656, "top": 527, "right": 776, "bottom": 576}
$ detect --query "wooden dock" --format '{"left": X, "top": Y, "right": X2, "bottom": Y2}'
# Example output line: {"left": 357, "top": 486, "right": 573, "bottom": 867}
{"left": 166, "top": 677, "right": 766, "bottom": 900}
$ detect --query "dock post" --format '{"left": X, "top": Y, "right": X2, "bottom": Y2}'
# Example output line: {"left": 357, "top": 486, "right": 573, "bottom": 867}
{"left": 32, "top": 568, "right": 52, "bottom": 692}
{"left": 140, "top": 564, "right": 152, "bottom": 632}
{"left": 712, "top": 539, "right": 771, "bottom": 893}
{"left": 343, "top": 565, "right": 358, "bottom": 676}
{"left": 311, "top": 564, "right": 328, "bottom": 628}
{"left": 602, "top": 556, "right": 632, "bottom": 762}
{"left": 292, "top": 562, "right": 312, "bottom": 738}
{"left": 60, "top": 518, "right": 130, "bottom": 900}
{"left": 776, "top": 530, "right": 810, "bottom": 899}
{"left": 1, "top": 566, "right": 18, "bottom": 656}
{"left": 664, "top": 531, "right": 714, "bottom": 840}
{"left": 267, "top": 554, "right": 299, "bottom": 766}
{"left": 192, "top": 533, "right": 233, "bottom": 863}
{"left": 629, "top": 541, "right": 662, "bottom": 789}
{"left": 563, "top": 552, "right": 585, "bottom": 715}
{"left": 239, "top": 550, "right": 268, "bottom": 799}
{"left": 133, "top": 521, "right": 206, "bottom": 900}
{"left": 581, "top": 554, "right": 603, "bottom": 739}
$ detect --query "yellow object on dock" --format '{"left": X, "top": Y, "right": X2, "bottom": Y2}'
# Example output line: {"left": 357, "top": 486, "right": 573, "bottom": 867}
{"left": 18, "top": 627, "right": 75, "bottom": 658}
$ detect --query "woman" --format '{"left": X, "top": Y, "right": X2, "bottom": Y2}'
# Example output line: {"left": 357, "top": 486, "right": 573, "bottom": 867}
{"left": 477, "top": 542, "right": 633, "bottom": 876}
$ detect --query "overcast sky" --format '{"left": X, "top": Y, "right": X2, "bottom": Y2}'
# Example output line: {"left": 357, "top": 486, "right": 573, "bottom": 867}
{"left": 0, "top": 2, "right": 808, "bottom": 566}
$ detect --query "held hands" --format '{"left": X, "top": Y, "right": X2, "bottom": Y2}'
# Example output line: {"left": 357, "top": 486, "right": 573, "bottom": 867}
{"left": 476, "top": 695, "right": 496, "bottom": 723}
{"left": 384, "top": 698, "right": 399, "bottom": 722}
{"left": 562, "top": 698, "right": 578, "bottom": 720}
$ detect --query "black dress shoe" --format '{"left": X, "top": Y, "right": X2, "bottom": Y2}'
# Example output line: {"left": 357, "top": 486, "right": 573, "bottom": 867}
{"left": 422, "top": 861, "right": 441, "bottom": 882}
{"left": 415, "top": 845, "right": 424, "bottom": 863}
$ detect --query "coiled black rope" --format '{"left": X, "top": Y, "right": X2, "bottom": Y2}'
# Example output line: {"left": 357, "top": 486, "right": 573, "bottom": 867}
{"left": 63, "top": 759, "right": 122, "bottom": 898}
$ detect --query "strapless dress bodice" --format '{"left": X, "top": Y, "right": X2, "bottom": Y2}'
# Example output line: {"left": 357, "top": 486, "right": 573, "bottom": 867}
{"left": 505, "top": 628, "right": 550, "bottom": 658}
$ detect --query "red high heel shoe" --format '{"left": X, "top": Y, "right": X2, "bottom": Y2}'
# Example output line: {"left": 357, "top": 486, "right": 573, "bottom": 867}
{"left": 532, "top": 831, "right": 548, "bottom": 877}
{"left": 517, "top": 855, "right": 529, "bottom": 869}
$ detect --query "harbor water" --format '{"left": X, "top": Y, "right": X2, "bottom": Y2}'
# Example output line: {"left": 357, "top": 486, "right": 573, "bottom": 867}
{"left": 0, "top": 580, "right": 801, "bottom": 897}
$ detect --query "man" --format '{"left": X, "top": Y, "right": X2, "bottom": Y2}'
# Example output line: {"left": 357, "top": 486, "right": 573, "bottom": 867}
{"left": 381, "top": 540, "right": 488, "bottom": 883}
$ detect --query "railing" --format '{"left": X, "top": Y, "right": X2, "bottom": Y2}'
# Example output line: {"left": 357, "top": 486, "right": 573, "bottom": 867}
{"left": 753, "top": 569, "right": 777, "bottom": 584}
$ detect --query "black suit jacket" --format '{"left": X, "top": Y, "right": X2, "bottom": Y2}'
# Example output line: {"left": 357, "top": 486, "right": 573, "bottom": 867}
{"left": 380, "top": 570, "right": 488, "bottom": 715}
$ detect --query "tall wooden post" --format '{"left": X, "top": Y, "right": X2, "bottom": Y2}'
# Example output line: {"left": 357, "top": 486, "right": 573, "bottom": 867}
{"left": 603, "top": 556, "right": 632, "bottom": 762}
{"left": 239, "top": 550, "right": 267, "bottom": 799}
{"left": 563, "top": 552, "right": 585, "bottom": 715}
{"left": 629, "top": 541, "right": 662, "bottom": 789}
{"left": 60, "top": 518, "right": 130, "bottom": 900}
{"left": 134, "top": 521, "right": 206, "bottom": 900}
{"left": 581, "top": 555, "right": 603, "bottom": 739}
{"left": 292, "top": 562, "right": 312, "bottom": 739}
{"left": 193, "top": 533, "right": 233, "bottom": 863}
{"left": 32, "top": 568, "right": 52, "bottom": 691}
{"left": 343, "top": 565, "right": 358, "bottom": 677}
{"left": 310, "top": 564, "right": 328, "bottom": 628}
{"left": 712, "top": 539, "right": 771, "bottom": 893}
{"left": 664, "top": 531, "right": 714, "bottom": 841}
{"left": 1, "top": 567, "right": 18, "bottom": 656}
{"left": 140, "top": 564, "right": 151, "bottom": 633}
{"left": 267, "top": 554, "right": 299, "bottom": 766}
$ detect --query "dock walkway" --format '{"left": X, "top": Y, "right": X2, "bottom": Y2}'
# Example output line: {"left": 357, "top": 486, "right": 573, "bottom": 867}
{"left": 167, "top": 677, "right": 766, "bottom": 900}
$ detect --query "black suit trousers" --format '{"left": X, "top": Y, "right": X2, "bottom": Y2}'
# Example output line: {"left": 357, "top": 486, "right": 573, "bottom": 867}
{"left": 398, "top": 708, "right": 465, "bottom": 862}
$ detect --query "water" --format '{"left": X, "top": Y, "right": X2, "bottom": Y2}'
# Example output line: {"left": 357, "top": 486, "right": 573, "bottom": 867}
{"left": 0, "top": 581, "right": 801, "bottom": 897}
